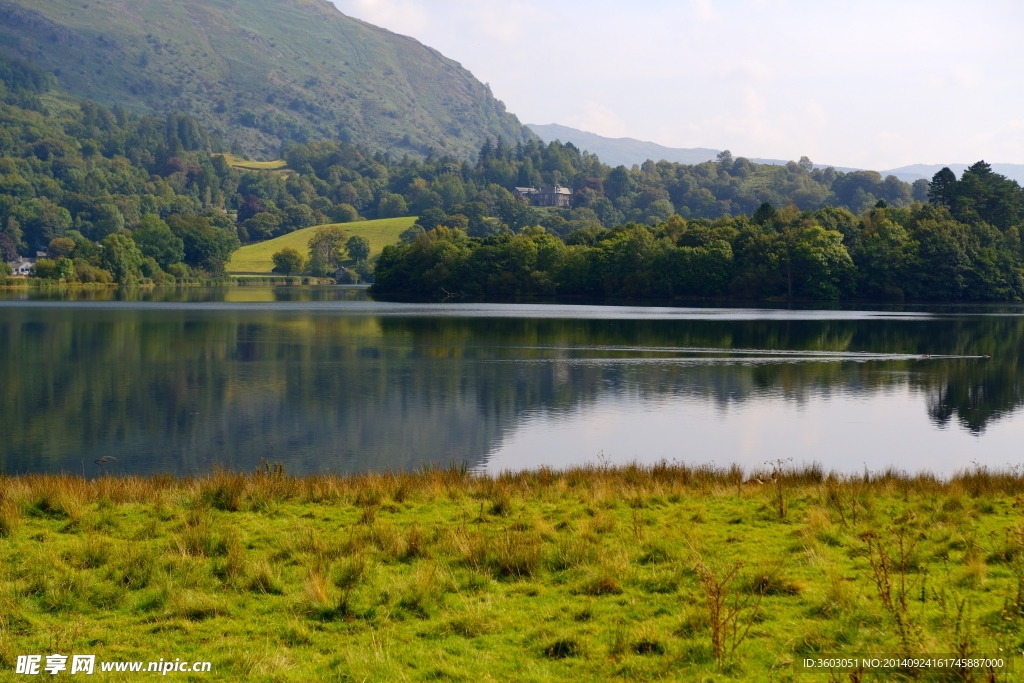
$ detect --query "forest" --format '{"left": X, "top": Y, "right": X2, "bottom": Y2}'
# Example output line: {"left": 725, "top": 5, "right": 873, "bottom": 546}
{"left": 2, "top": 53, "right": 1023, "bottom": 299}
{"left": 372, "top": 187, "right": 1024, "bottom": 301}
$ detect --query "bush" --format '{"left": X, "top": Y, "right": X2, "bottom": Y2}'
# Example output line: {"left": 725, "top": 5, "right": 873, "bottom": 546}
{"left": 346, "top": 235, "right": 370, "bottom": 262}
{"left": 55, "top": 257, "right": 73, "bottom": 280}
{"left": 399, "top": 225, "right": 424, "bottom": 244}
{"left": 47, "top": 236, "right": 75, "bottom": 258}
{"left": 166, "top": 263, "right": 191, "bottom": 280}
{"left": 73, "top": 258, "right": 113, "bottom": 283}
{"left": 140, "top": 256, "right": 175, "bottom": 285}
{"left": 242, "top": 212, "right": 281, "bottom": 242}
{"left": 132, "top": 215, "right": 184, "bottom": 268}
{"left": 377, "top": 193, "right": 408, "bottom": 218}
{"left": 31, "top": 257, "right": 59, "bottom": 279}
{"left": 101, "top": 233, "right": 144, "bottom": 284}
{"left": 354, "top": 260, "right": 374, "bottom": 283}
{"left": 272, "top": 247, "right": 305, "bottom": 275}
{"left": 332, "top": 203, "right": 359, "bottom": 223}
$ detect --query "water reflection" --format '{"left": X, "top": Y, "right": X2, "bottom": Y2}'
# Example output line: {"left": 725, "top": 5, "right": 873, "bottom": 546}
{"left": 1, "top": 290, "right": 1022, "bottom": 476}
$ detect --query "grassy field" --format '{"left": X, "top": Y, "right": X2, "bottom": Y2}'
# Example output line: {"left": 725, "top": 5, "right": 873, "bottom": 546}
{"left": 219, "top": 155, "right": 290, "bottom": 172}
{"left": 1, "top": 464, "right": 1022, "bottom": 681}
{"left": 227, "top": 218, "right": 418, "bottom": 274}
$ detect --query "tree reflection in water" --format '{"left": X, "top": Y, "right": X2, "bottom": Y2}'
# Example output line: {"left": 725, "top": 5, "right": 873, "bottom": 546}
{"left": 1, "top": 294, "right": 1021, "bottom": 475}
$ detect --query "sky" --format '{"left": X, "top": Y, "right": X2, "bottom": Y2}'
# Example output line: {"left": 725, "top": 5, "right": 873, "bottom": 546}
{"left": 331, "top": 0, "right": 1024, "bottom": 170}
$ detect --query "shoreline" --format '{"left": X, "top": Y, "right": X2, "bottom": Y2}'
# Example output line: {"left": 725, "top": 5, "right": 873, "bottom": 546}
{"left": 3, "top": 461, "right": 1024, "bottom": 487}
{"left": 6, "top": 281, "right": 1024, "bottom": 310}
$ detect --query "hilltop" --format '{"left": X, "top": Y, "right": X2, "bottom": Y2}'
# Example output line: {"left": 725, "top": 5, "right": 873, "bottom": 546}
{"left": 0, "top": 0, "right": 534, "bottom": 158}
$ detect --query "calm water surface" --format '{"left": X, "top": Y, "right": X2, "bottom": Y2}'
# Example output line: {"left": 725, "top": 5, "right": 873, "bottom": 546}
{"left": 2, "top": 287, "right": 1022, "bottom": 477}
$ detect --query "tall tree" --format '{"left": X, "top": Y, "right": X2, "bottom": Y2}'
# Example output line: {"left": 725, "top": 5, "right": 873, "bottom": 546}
{"left": 928, "top": 167, "right": 958, "bottom": 209}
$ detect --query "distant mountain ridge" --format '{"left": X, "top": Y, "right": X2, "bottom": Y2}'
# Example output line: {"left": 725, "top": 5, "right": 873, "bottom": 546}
{"left": 526, "top": 123, "right": 720, "bottom": 167}
{"left": 880, "top": 163, "right": 1024, "bottom": 184}
{"left": 526, "top": 123, "right": 856, "bottom": 171}
{"left": 0, "top": 0, "right": 534, "bottom": 158}
{"left": 528, "top": 123, "right": 1024, "bottom": 185}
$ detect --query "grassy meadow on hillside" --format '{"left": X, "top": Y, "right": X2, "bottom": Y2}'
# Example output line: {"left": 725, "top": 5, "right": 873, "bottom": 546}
{"left": 221, "top": 155, "right": 290, "bottom": 172}
{"left": 1, "top": 465, "right": 1022, "bottom": 681}
{"left": 227, "top": 217, "right": 417, "bottom": 273}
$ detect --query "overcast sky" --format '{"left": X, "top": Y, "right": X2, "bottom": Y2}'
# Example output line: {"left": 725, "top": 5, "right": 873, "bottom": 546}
{"left": 331, "top": 0, "right": 1024, "bottom": 170}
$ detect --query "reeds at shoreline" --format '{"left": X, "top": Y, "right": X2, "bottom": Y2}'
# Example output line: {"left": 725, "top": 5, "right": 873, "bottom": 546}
{"left": 3, "top": 460, "right": 1023, "bottom": 510}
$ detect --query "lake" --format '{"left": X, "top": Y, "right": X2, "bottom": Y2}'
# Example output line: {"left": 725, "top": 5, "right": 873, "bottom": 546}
{"left": 2, "top": 287, "right": 1022, "bottom": 478}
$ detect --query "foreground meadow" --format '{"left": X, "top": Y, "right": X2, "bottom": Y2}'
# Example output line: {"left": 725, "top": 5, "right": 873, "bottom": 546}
{"left": 1, "top": 464, "right": 1022, "bottom": 681}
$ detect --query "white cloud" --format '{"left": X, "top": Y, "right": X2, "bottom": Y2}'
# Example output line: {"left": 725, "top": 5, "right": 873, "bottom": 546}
{"left": 689, "top": 0, "right": 718, "bottom": 21}
{"left": 564, "top": 102, "right": 629, "bottom": 139}
{"left": 330, "top": 0, "right": 1024, "bottom": 168}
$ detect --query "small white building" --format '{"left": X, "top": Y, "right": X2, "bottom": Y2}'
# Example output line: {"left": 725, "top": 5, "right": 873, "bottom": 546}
{"left": 7, "top": 257, "right": 35, "bottom": 276}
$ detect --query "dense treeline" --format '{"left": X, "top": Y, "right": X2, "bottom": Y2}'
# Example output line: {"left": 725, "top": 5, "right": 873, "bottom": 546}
{"left": 373, "top": 170, "right": 1024, "bottom": 301}
{"left": 268, "top": 138, "right": 933, "bottom": 241}
{"left": 0, "top": 58, "right": 239, "bottom": 283}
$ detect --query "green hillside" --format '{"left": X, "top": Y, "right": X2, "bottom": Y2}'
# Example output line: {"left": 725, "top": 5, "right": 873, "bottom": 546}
{"left": 0, "top": 0, "right": 533, "bottom": 158}
{"left": 227, "top": 217, "right": 416, "bottom": 273}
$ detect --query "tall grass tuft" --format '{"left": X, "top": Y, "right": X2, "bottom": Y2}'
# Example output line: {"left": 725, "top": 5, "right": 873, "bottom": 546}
{"left": 0, "top": 501, "right": 20, "bottom": 538}
{"left": 199, "top": 469, "right": 247, "bottom": 512}
{"left": 247, "top": 559, "right": 283, "bottom": 595}
{"left": 491, "top": 528, "right": 540, "bottom": 578}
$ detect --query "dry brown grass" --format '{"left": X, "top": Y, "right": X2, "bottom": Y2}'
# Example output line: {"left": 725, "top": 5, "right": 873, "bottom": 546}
{"left": 3, "top": 462, "right": 1023, "bottom": 516}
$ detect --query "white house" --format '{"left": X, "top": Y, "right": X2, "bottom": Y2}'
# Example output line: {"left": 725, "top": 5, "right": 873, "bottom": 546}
{"left": 7, "top": 257, "right": 35, "bottom": 276}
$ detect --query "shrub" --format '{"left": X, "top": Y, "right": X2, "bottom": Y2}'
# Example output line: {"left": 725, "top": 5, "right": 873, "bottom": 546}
{"left": 31, "top": 257, "right": 59, "bottom": 279}
{"left": 332, "top": 203, "right": 359, "bottom": 223}
{"left": 399, "top": 224, "right": 424, "bottom": 244}
{"left": 47, "top": 236, "right": 75, "bottom": 257}
{"left": 72, "top": 258, "right": 113, "bottom": 283}
{"left": 377, "top": 193, "right": 408, "bottom": 218}
{"left": 346, "top": 235, "right": 370, "bottom": 261}
{"left": 166, "top": 262, "right": 191, "bottom": 280}
{"left": 271, "top": 247, "right": 304, "bottom": 275}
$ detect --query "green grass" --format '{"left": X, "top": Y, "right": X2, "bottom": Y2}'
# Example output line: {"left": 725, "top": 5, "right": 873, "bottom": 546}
{"left": 220, "top": 154, "right": 289, "bottom": 171}
{"left": 227, "top": 217, "right": 417, "bottom": 274}
{"left": 2, "top": 465, "right": 1023, "bottom": 681}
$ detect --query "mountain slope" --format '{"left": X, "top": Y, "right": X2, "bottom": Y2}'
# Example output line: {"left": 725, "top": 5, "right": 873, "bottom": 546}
{"left": 0, "top": 0, "right": 533, "bottom": 158}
